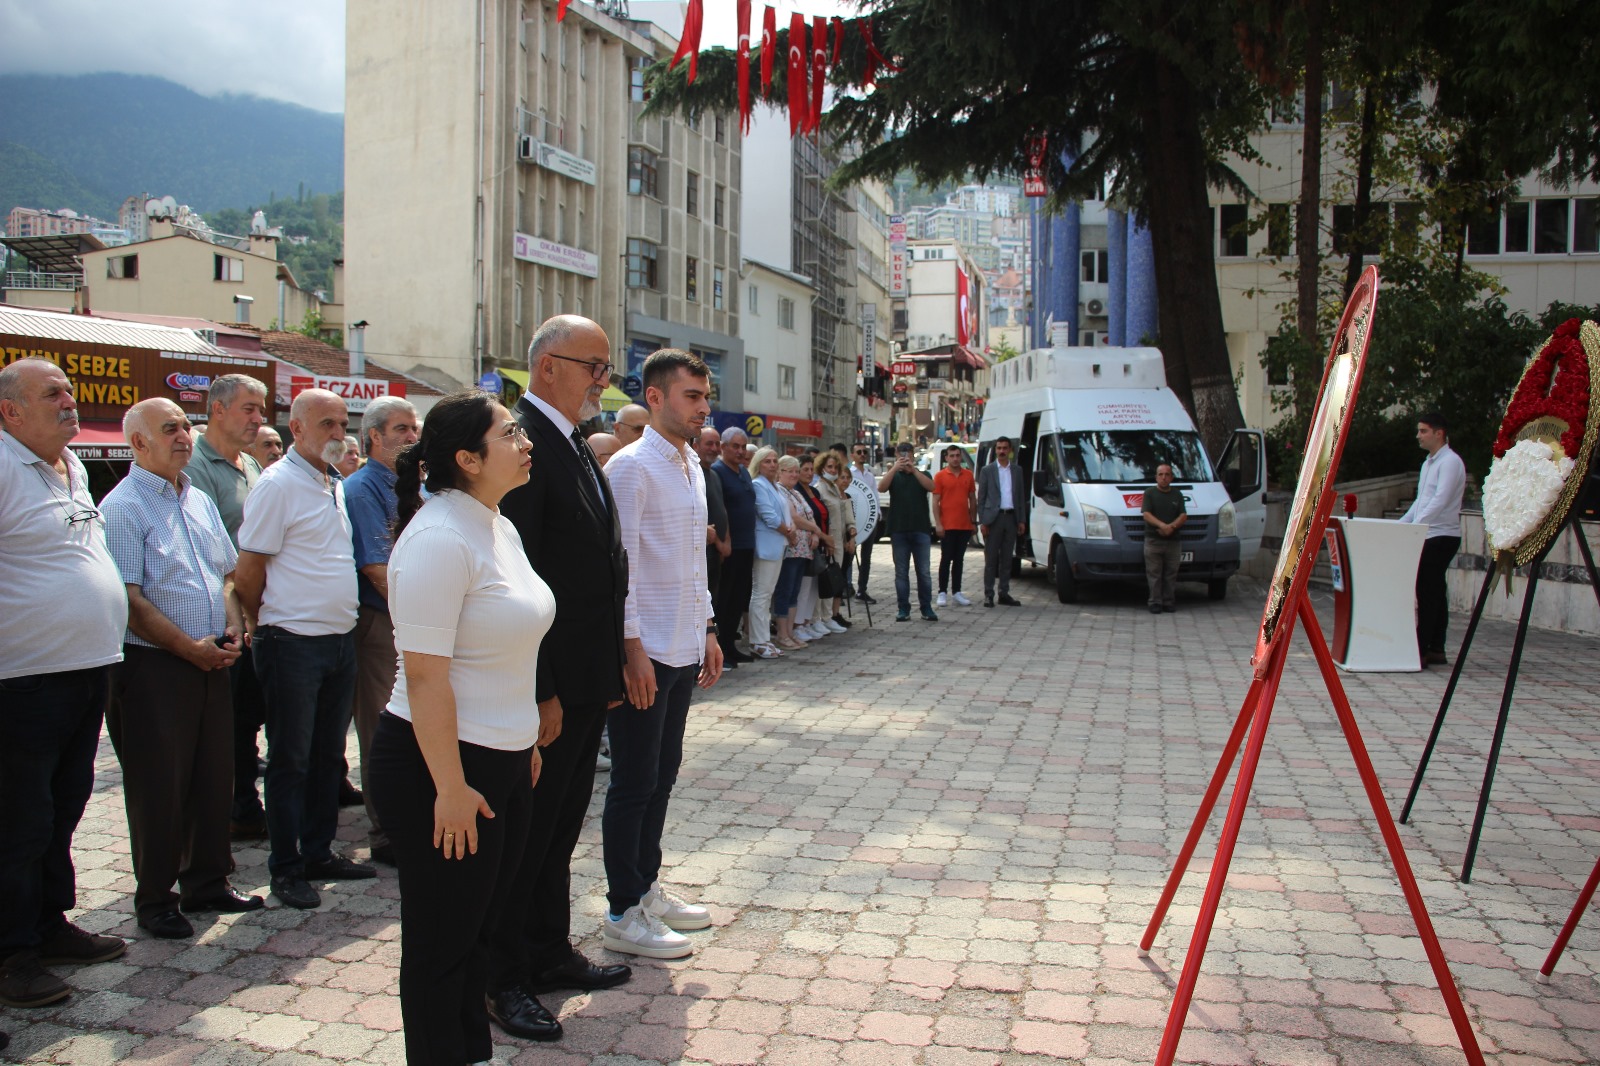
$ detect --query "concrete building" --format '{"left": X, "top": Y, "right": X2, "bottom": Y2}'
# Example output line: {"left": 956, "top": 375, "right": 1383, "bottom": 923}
{"left": 737, "top": 259, "right": 813, "bottom": 431}
{"left": 5, "top": 207, "right": 111, "bottom": 239}
{"left": 854, "top": 179, "right": 895, "bottom": 448}
{"left": 900, "top": 238, "right": 989, "bottom": 440}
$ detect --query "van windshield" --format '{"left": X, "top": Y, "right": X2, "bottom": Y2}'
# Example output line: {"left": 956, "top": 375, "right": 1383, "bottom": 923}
{"left": 1058, "top": 430, "right": 1213, "bottom": 484}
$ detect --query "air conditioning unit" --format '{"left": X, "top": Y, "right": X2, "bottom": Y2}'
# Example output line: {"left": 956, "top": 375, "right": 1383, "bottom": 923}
{"left": 1085, "top": 298, "right": 1106, "bottom": 316}
{"left": 518, "top": 135, "right": 537, "bottom": 162}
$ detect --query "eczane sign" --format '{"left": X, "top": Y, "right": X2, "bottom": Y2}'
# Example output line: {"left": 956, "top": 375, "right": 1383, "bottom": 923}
{"left": 289, "top": 374, "right": 406, "bottom": 413}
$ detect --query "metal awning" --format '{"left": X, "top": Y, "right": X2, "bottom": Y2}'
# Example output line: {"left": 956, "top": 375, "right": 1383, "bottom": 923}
{"left": 0, "top": 232, "right": 107, "bottom": 273}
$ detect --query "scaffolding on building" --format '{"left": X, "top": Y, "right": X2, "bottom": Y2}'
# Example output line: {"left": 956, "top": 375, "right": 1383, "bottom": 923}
{"left": 792, "top": 137, "right": 857, "bottom": 447}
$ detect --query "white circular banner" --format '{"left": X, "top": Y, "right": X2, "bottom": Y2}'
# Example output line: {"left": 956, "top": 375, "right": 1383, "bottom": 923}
{"left": 847, "top": 470, "right": 879, "bottom": 542}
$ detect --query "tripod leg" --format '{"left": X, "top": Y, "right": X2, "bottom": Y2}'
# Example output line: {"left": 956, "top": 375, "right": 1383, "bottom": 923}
{"left": 1542, "top": 851, "right": 1600, "bottom": 976}
{"left": 1571, "top": 516, "right": 1600, "bottom": 614}
{"left": 1140, "top": 676, "right": 1264, "bottom": 953}
{"left": 1461, "top": 566, "right": 1542, "bottom": 883}
{"left": 1153, "top": 632, "right": 1293, "bottom": 1066}
{"left": 1400, "top": 563, "right": 1496, "bottom": 824}
{"left": 1297, "top": 599, "right": 1487, "bottom": 1066}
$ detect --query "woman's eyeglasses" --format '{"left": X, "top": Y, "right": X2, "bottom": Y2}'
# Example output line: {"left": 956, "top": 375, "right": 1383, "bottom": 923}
{"left": 485, "top": 423, "right": 531, "bottom": 446}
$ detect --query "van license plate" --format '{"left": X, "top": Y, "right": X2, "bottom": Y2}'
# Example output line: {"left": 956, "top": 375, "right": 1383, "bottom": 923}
{"left": 1180, "top": 552, "right": 1194, "bottom": 563}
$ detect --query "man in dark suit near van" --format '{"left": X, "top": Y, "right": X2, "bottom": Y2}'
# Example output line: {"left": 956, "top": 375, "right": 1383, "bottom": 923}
{"left": 487, "top": 315, "right": 631, "bottom": 1044}
{"left": 977, "top": 437, "right": 1026, "bottom": 608}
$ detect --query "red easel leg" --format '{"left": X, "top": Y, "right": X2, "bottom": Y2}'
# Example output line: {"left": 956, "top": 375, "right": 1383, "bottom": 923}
{"left": 1297, "top": 599, "right": 1487, "bottom": 1066}
{"left": 1140, "top": 675, "right": 1264, "bottom": 953}
{"left": 1542, "top": 851, "right": 1600, "bottom": 976}
{"left": 1153, "top": 631, "right": 1294, "bottom": 1066}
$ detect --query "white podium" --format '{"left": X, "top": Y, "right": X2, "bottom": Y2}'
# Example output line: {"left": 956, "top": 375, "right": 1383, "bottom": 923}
{"left": 1324, "top": 517, "right": 1429, "bottom": 672}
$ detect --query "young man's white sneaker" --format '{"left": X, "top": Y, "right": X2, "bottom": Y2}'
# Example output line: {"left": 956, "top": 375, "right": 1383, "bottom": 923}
{"left": 822, "top": 617, "right": 848, "bottom": 634}
{"left": 640, "top": 881, "right": 712, "bottom": 931}
{"left": 806, "top": 622, "right": 829, "bottom": 640}
{"left": 952, "top": 592, "right": 972, "bottom": 606}
{"left": 602, "top": 904, "right": 694, "bottom": 958}
{"left": 936, "top": 591, "right": 948, "bottom": 607}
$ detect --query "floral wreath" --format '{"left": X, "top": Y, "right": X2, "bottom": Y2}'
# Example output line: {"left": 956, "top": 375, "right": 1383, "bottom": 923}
{"left": 1480, "top": 318, "right": 1600, "bottom": 587}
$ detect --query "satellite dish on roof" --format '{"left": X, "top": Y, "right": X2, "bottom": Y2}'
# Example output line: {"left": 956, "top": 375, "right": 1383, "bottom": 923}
{"left": 250, "top": 210, "right": 269, "bottom": 235}
{"left": 145, "top": 198, "right": 167, "bottom": 219}
{"left": 161, "top": 195, "right": 178, "bottom": 216}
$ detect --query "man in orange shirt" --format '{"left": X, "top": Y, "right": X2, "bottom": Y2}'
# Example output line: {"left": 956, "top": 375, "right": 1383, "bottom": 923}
{"left": 932, "top": 446, "right": 978, "bottom": 607}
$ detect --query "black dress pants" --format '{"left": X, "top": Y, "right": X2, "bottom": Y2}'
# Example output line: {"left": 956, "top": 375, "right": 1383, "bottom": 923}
{"left": 1416, "top": 535, "right": 1461, "bottom": 655}
{"left": 716, "top": 548, "right": 754, "bottom": 653}
{"left": 368, "top": 713, "right": 533, "bottom": 1066}
{"left": 487, "top": 699, "right": 609, "bottom": 992}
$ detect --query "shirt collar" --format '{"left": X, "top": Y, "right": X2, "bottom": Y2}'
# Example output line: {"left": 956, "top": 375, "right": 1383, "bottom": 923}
{"left": 525, "top": 391, "right": 577, "bottom": 441}
{"left": 127, "top": 462, "right": 190, "bottom": 498}
{"left": 354, "top": 458, "right": 398, "bottom": 489}
{"left": 640, "top": 425, "right": 693, "bottom": 468}
{"left": 284, "top": 445, "right": 335, "bottom": 487}
{"left": 0, "top": 430, "right": 67, "bottom": 468}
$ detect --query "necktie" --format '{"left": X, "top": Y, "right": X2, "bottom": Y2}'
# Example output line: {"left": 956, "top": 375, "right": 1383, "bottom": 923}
{"left": 570, "top": 429, "right": 606, "bottom": 509}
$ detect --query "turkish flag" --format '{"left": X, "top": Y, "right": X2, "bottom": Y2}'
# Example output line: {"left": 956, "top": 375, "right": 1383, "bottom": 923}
{"left": 736, "top": 0, "right": 752, "bottom": 132}
{"left": 831, "top": 16, "right": 844, "bottom": 69}
{"left": 956, "top": 268, "right": 972, "bottom": 346}
{"left": 669, "top": 0, "right": 704, "bottom": 84}
{"left": 760, "top": 5, "right": 776, "bottom": 98}
{"left": 556, "top": 0, "right": 571, "bottom": 20}
{"left": 787, "top": 12, "right": 808, "bottom": 136}
{"left": 809, "top": 15, "right": 827, "bottom": 133}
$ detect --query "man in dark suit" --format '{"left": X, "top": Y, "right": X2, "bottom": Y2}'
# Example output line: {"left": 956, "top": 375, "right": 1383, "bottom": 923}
{"left": 486, "top": 315, "right": 631, "bottom": 1044}
{"left": 976, "top": 437, "right": 1027, "bottom": 608}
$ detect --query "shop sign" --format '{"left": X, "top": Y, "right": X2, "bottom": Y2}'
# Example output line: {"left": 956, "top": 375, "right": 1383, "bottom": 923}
{"left": 890, "top": 361, "right": 917, "bottom": 376}
{"left": 888, "top": 214, "right": 908, "bottom": 298}
{"left": 513, "top": 231, "right": 600, "bottom": 278}
{"left": 0, "top": 340, "right": 271, "bottom": 423}
{"left": 289, "top": 374, "right": 406, "bottom": 414}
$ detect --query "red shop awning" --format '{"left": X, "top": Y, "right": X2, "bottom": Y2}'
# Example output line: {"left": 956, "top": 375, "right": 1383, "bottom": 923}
{"left": 66, "top": 421, "right": 133, "bottom": 461}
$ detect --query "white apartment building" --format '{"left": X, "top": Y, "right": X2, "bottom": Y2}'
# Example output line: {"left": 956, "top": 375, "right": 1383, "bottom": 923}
{"left": 855, "top": 179, "right": 895, "bottom": 445}
{"left": 738, "top": 259, "right": 813, "bottom": 430}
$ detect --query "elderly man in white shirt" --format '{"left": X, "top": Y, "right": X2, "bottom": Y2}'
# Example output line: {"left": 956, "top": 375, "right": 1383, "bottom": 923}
{"left": 1397, "top": 411, "right": 1467, "bottom": 665}
{"left": 600, "top": 349, "right": 723, "bottom": 961}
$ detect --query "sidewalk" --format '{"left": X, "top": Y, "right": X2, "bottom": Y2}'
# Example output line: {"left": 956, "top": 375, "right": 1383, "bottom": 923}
{"left": 5, "top": 564, "right": 1600, "bottom": 1064}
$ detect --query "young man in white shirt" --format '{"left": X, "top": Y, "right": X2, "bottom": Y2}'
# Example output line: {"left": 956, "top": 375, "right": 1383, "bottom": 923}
{"left": 1398, "top": 411, "right": 1467, "bottom": 666}
{"left": 601, "top": 349, "right": 723, "bottom": 959}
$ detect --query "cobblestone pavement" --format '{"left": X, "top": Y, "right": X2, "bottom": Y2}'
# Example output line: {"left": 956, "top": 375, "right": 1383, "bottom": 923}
{"left": 6, "top": 560, "right": 1600, "bottom": 1065}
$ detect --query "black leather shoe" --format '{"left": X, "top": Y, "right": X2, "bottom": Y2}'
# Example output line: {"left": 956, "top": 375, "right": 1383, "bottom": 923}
{"left": 305, "top": 856, "right": 377, "bottom": 880}
{"left": 486, "top": 985, "right": 563, "bottom": 1041}
{"left": 137, "top": 911, "right": 194, "bottom": 940}
{"left": 230, "top": 817, "right": 269, "bottom": 841}
{"left": 998, "top": 594, "right": 1022, "bottom": 606}
{"left": 270, "top": 875, "right": 320, "bottom": 909}
{"left": 526, "top": 952, "right": 631, "bottom": 994}
{"left": 182, "top": 888, "right": 265, "bottom": 914}
{"left": 369, "top": 843, "right": 398, "bottom": 867}
{"left": 726, "top": 648, "right": 755, "bottom": 664}
{"left": 339, "top": 779, "right": 365, "bottom": 807}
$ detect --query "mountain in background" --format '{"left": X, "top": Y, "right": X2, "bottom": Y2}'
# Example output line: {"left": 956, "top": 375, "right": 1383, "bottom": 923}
{"left": 0, "top": 73, "right": 342, "bottom": 221}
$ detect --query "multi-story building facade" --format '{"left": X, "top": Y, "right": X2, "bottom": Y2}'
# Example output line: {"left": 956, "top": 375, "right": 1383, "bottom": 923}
{"left": 854, "top": 179, "right": 895, "bottom": 447}
{"left": 5, "top": 207, "right": 112, "bottom": 239}
{"left": 901, "top": 238, "right": 989, "bottom": 440}
{"left": 737, "top": 259, "right": 813, "bottom": 429}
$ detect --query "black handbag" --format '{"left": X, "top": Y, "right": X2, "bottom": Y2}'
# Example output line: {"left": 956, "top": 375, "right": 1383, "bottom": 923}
{"left": 816, "top": 559, "right": 847, "bottom": 599}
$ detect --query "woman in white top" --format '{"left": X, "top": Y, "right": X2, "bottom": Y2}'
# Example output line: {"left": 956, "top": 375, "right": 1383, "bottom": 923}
{"left": 747, "top": 446, "right": 794, "bottom": 659}
{"left": 366, "top": 390, "right": 558, "bottom": 1064}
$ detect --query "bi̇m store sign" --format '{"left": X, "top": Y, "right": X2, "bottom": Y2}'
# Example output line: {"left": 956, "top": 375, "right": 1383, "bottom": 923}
{"left": 0, "top": 338, "right": 273, "bottom": 424}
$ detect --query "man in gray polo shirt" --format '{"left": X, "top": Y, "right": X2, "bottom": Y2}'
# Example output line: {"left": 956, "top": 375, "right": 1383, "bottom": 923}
{"left": 0, "top": 358, "right": 130, "bottom": 1009}
{"left": 236, "top": 388, "right": 372, "bottom": 909}
{"left": 185, "top": 373, "right": 272, "bottom": 839}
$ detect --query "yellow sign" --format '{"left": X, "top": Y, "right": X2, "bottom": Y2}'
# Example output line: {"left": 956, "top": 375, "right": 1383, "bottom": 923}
{"left": 745, "top": 414, "right": 765, "bottom": 436}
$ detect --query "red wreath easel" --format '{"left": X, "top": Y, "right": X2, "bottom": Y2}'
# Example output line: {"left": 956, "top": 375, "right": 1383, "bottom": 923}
{"left": 1138, "top": 268, "right": 1486, "bottom": 1066}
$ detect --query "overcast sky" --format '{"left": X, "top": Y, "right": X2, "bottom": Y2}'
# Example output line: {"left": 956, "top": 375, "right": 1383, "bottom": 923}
{"left": 0, "top": 0, "right": 860, "bottom": 115}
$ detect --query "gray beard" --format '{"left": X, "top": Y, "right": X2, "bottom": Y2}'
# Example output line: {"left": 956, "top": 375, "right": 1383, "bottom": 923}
{"left": 321, "top": 439, "right": 348, "bottom": 468}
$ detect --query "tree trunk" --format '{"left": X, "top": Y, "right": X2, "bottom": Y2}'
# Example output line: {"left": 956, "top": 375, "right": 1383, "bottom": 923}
{"left": 1296, "top": 0, "right": 1325, "bottom": 360}
{"left": 1342, "top": 81, "right": 1379, "bottom": 300}
{"left": 1138, "top": 54, "right": 1246, "bottom": 458}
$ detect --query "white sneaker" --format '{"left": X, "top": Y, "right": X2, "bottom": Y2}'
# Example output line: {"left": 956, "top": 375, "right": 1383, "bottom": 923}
{"left": 823, "top": 617, "right": 848, "bottom": 634}
{"left": 789, "top": 627, "right": 811, "bottom": 643}
{"left": 602, "top": 904, "right": 694, "bottom": 958}
{"left": 640, "top": 881, "right": 712, "bottom": 931}
{"left": 936, "top": 591, "right": 948, "bottom": 607}
{"left": 953, "top": 592, "right": 972, "bottom": 606}
{"left": 805, "top": 623, "right": 829, "bottom": 640}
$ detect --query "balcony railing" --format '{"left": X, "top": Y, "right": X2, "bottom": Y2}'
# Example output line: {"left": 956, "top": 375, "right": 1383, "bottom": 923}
{"left": 4, "top": 271, "right": 82, "bottom": 291}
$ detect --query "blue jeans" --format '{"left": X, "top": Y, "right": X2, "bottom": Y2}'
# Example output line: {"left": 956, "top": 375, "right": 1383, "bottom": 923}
{"left": 892, "top": 531, "right": 934, "bottom": 613}
{"left": 603, "top": 660, "right": 696, "bottom": 915}
{"left": 253, "top": 626, "right": 357, "bottom": 877}
{"left": 773, "top": 557, "right": 807, "bottom": 615}
{"left": 0, "top": 666, "right": 109, "bottom": 954}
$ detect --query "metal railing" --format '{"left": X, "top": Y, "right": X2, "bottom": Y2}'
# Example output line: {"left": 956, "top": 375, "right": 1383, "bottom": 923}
{"left": 4, "top": 271, "right": 82, "bottom": 291}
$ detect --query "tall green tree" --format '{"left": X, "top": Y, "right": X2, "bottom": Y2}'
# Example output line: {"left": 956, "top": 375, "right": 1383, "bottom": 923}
{"left": 645, "top": 0, "right": 1273, "bottom": 456}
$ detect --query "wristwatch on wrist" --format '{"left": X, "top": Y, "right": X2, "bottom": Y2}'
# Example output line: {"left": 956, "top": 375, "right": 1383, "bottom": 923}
{"left": 705, "top": 622, "right": 718, "bottom": 635}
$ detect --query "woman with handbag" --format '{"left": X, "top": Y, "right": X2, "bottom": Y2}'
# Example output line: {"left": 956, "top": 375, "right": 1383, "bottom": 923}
{"left": 814, "top": 451, "right": 857, "bottom": 630}
{"left": 790, "top": 454, "right": 834, "bottom": 641}
{"left": 773, "top": 455, "right": 830, "bottom": 649}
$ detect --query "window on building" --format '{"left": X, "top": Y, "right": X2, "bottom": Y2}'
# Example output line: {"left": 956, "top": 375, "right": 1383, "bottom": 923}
{"left": 579, "top": 31, "right": 587, "bottom": 79}
{"left": 1576, "top": 198, "right": 1600, "bottom": 254}
{"left": 713, "top": 267, "right": 725, "bottom": 309}
{"left": 519, "top": 2, "right": 528, "bottom": 48}
{"left": 1332, "top": 203, "right": 1388, "bottom": 256}
{"left": 1217, "top": 203, "right": 1249, "bottom": 257}
{"left": 714, "top": 184, "right": 725, "bottom": 228}
{"left": 715, "top": 113, "right": 726, "bottom": 144}
{"left": 1266, "top": 203, "right": 1293, "bottom": 257}
{"left": 892, "top": 307, "right": 908, "bottom": 332}
{"left": 629, "top": 58, "right": 648, "bottom": 102}
{"left": 514, "top": 281, "right": 523, "bottom": 325}
{"left": 559, "top": 23, "right": 567, "bottom": 67}
{"left": 628, "top": 147, "right": 659, "bottom": 198}
{"left": 1080, "top": 249, "right": 1110, "bottom": 283}
{"left": 747, "top": 283, "right": 758, "bottom": 314}
{"left": 779, "top": 365, "right": 796, "bottom": 399}
{"left": 687, "top": 111, "right": 700, "bottom": 132}
{"left": 1506, "top": 201, "right": 1531, "bottom": 253}
{"left": 106, "top": 254, "right": 137, "bottom": 279}
{"left": 1466, "top": 207, "right": 1501, "bottom": 256}
{"left": 745, "top": 356, "right": 759, "bottom": 392}
{"left": 1392, "top": 201, "right": 1423, "bottom": 246}
{"left": 214, "top": 254, "right": 243, "bottom": 281}
{"left": 1536, "top": 199, "right": 1570, "bottom": 254}
{"left": 778, "top": 296, "right": 795, "bottom": 330}
{"left": 686, "top": 256, "right": 698, "bottom": 301}
{"left": 626, "top": 239, "right": 659, "bottom": 289}
{"left": 686, "top": 172, "right": 699, "bottom": 217}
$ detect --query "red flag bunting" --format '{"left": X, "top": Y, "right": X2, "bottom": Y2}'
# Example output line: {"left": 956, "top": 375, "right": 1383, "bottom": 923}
{"left": 669, "top": 0, "right": 705, "bottom": 84}
{"left": 736, "top": 0, "right": 752, "bottom": 133}
{"left": 809, "top": 15, "right": 827, "bottom": 133}
{"left": 831, "top": 16, "right": 844, "bottom": 69}
{"left": 760, "top": 6, "right": 776, "bottom": 98}
{"left": 787, "top": 12, "right": 808, "bottom": 136}
{"left": 556, "top": 0, "right": 572, "bottom": 20}
{"left": 956, "top": 268, "right": 972, "bottom": 346}
{"left": 861, "top": 18, "right": 899, "bottom": 87}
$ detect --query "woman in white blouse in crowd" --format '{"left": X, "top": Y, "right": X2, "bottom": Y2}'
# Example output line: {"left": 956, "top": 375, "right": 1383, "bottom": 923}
{"left": 367, "top": 390, "right": 557, "bottom": 1064}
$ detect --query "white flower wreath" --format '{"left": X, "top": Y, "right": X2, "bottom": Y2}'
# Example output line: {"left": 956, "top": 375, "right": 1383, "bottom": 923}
{"left": 1481, "top": 439, "right": 1575, "bottom": 556}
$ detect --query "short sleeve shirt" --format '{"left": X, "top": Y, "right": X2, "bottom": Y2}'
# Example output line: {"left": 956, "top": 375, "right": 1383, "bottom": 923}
{"left": 185, "top": 432, "right": 261, "bottom": 546}
{"left": 1142, "top": 485, "right": 1187, "bottom": 535}
{"left": 933, "top": 467, "right": 975, "bottom": 530}
{"left": 887, "top": 470, "right": 934, "bottom": 535}
{"left": 343, "top": 460, "right": 399, "bottom": 612}
{"left": 238, "top": 447, "right": 358, "bottom": 636}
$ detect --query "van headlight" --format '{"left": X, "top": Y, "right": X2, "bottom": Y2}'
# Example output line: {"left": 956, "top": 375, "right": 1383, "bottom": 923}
{"left": 1082, "top": 504, "right": 1112, "bottom": 540}
{"left": 1218, "top": 500, "right": 1237, "bottom": 538}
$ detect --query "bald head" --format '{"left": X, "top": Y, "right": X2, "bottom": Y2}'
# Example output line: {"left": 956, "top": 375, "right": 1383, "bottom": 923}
{"left": 123, "top": 398, "right": 194, "bottom": 485}
{"left": 287, "top": 388, "right": 350, "bottom": 470}
{"left": 696, "top": 425, "right": 722, "bottom": 466}
{"left": 527, "top": 315, "right": 610, "bottom": 423}
{"left": 614, "top": 404, "right": 650, "bottom": 446}
{"left": 587, "top": 431, "right": 621, "bottom": 468}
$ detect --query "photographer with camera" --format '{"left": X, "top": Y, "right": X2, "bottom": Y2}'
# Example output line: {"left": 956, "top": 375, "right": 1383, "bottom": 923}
{"left": 878, "top": 443, "right": 939, "bottom": 622}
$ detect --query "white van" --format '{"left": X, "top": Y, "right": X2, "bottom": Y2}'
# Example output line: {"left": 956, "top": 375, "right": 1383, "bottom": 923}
{"left": 976, "top": 338, "right": 1266, "bottom": 603}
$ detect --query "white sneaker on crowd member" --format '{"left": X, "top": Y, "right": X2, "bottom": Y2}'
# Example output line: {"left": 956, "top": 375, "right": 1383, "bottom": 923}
{"left": 804, "top": 622, "right": 828, "bottom": 640}
{"left": 936, "top": 591, "right": 948, "bottom": 607}
{"left": 953, "top": 592, "right": 972, "bottom": 606}
{"left": 602, "top": 905, "right": 693, "bottom": 959}
{"left": 640, "top": 880, "right": 712, "bottom": 931}
{"left": 822, "top": 617, "right": 848, "bottom": 634}
{"left": 790, "top": 627, "right": 812, "bottom": 643}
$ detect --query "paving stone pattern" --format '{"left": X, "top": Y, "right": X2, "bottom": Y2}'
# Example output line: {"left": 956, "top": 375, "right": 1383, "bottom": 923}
{"left": 6, "top": 565, "right": 1600, "bottom": 1064}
